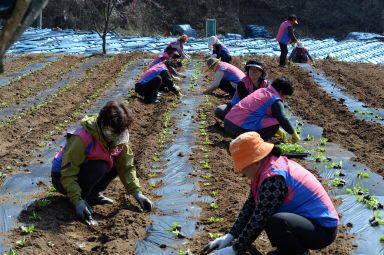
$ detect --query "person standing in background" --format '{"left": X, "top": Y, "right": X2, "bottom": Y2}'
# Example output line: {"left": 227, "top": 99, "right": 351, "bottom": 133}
{"left": 276, "top": 14, "right": 299, "bottom": 68}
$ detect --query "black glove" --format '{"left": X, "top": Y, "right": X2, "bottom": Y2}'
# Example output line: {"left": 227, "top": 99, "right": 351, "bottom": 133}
{"left": 134, "top": 192, "right": 153, "bottom": 211}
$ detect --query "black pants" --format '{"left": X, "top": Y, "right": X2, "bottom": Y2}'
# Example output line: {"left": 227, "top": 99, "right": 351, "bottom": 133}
{"left": 218, "top": 80, "right": 236, "bottom": 98}
{"left": 51, "top": 160, "right": 117, "bottom": 200}
{"left": 135, "top": 76, "right": 162, "bottom": 103}
{"left": 224, "top": 119, "right": 279, "bottom": 140}
{"left": 214, "top": 102, "right": 232, "bottom": 120}
{"left": 265, "top": 212, "right": 337, "bottom": 254}
{"left": 279, "top": 42, "right": 288, "bottom": 66}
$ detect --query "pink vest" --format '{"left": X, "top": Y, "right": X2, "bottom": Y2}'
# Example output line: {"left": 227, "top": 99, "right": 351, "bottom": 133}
{"left": 231, "top": 77, "right": 268, "bottom": 106}
{"left": 276, "top": 20, "right": 293, "bottom": 45}
{"left": 137, "top": 62, "right": 168, "bottom": 84}
{"left": 215, "top": 62, "right": 245, "bottom": 84}
{"left": 52, "top": 128, "right": 123, "bottom": 173}
{"left": 251, "top": 155, "right": 339, "bottom": 227}
{"left": 149, "top": 52, "right": 170, "bottom": 68}
{"left": 225, "top": 86, "right": 281, "bottom": 130}
{"left": 164, "top": 39, "right": 183, "bottom": 52}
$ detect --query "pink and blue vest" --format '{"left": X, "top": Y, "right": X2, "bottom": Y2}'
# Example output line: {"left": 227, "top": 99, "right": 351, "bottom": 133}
{"left": 137, "top": 62, "right": 168, "bottom": 84}
{"left": 252, "top": 155, "right": 339, "bottom": 227}
{"left": 276, "top": 20, "right": 293, "bottom": 45}
{"left": 52, "top": 128, "right": 124, "bottom": 173}
{"left": 214, "top": 43, "right": 231, "bottom": 58}
{"left": 164, "top": 39, "right": 183, "bottom": 52}
{"left": 231, "top": 77, "right": 268, "bottom": 106}
{"left": 149, "top": 52, "right": 170, "bottom": 68}
{"left": 215, "top": 62, "right": 245, "bottom": 85}
{"left": 225, "top": 86, "right": 281, "bottom": 130}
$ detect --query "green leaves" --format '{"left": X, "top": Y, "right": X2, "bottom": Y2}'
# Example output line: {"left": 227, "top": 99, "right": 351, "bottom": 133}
{"left": 20, "top": 224, "right": 34, "bottom": 234}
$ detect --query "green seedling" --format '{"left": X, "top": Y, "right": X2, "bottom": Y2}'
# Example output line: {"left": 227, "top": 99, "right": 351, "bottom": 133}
{"left": 208, "top": 232, "right": 223, "bottom": 239}
{"left": 151, "top": 165, "right": 156, "bottom": 169}
{"left": 312, "top": 152, "right": 328, "bottom": 162}
{"left": 37, "top": 199, "right": 50, "bottom": 207}
{"left": 202, "top": 174, "right": 212, "bottom": 179}
{"left": 209, "top": 217, "right": 224, "bottom": 222}
{"left": 204, "top": 182, "right": 212, "bottom": 186}
{"left": 210, "top": 203, "right": 218, "bottom": 209}
{"left": 0, "top": 172, "right": 7, "bottom": 178}
{"left": 316, "top": 147, "right": 325, "bottom": 152}
{"left": 141, "top": 209, "right": 149, "bottom": 213}
{"left": 278, "top": 143, "right": 307, "bottom": 153}
{"left": 330, "top": 178, "right": 345, "bottom": 187}
{"left": 20, "top": 224, "right": 34, "bottom": 234}
{"left": 203, "top": 162, "right": 211, "bottom": 169}
{"left": 204, "top": 136, "right": 210, "bottom": 145}
{"left": 166, "top": 222, "right": 181, "bottom": 238}
{"left": 177, "top": 249, "right": 191, "bottom": 255}
{"left": 204, "top": 155, "right": 209, "bottom": 159}
{"left": 153, "top": 157, "right": 160, "bottom": 162}
{"left": 346, "top": 185, "right": 369, "bottom": 195}
{"left": 16, "top": 238, "right": 26, "bottom": 246}
{"left": 46, "top": 192, "right": 53, "bottom": 198}
{"left": 29, "top": 211, "right": 41, "bottom": 221}
{"left": 3, "top": 248, "right": 17, "bottom": 255}
{"left": 212, "top": 190, "right": 219, "bottom": 196}
{"left": 6, "top": 166, "right": 13, "bottom": 170}
{"left": 150, "top": 183, "right": 156, "bottom": 188}
{"left": 38, "top": 142, "right": 45, "bottom": 147}
{"left": 317, "top": 137, "right": 328, "bottom": 146}
{"left": 306, "top": 135, "right": 314, "bottom": 141}
{"left": 148, "top": 173, "right": 156, "bottom": 178}
{"left": 48, "top": 186, "right": 56, "bottom": 192}
{"left": 357, "top": 170, "right": 369, "bottom": 179}
{"left": 47, "top": 241, "right": 55, "bottom": 247}
{"left": 326, "top": 160, "right": 343, "bottom": 169}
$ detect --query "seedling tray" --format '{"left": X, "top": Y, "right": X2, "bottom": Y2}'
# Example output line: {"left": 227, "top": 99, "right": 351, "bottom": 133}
{"left": 282, "top": 152, "right": 311, "bottom": 159}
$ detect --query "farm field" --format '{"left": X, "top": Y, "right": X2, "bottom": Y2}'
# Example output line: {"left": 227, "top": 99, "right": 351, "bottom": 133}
{"left": 0, "top": 52, "right": 383, "bottom": 255}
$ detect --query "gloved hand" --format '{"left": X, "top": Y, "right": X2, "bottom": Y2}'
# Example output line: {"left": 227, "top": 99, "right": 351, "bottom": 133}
{"left": 276, "top": 128, "right": 288, "bottom": 143}
{"left": 134, "top": 192, "right": 153, "bottom": 211}
{"left": 76, "top": 200, "right": 93, "bottom": 220}
{"left": 207, "top": 233, "right": 234, "bottom": 251}
{"left": 291, "top": 131, "right": 300, "bottom": 143}
{"left": 211, "top": 54, "right": 217, "bottom": 58}
{"left": 211, "top": 246, "right": 236, "bottom": 255}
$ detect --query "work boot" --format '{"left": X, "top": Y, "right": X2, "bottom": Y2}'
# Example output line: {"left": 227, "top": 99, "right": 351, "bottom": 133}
{"left": 87, "top": 193, "right": 114, "bottom": 205}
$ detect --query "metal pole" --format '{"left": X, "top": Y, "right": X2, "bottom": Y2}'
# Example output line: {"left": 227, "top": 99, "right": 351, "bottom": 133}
{"left": 37, "top": 10, "right": 42, "bottom": 28}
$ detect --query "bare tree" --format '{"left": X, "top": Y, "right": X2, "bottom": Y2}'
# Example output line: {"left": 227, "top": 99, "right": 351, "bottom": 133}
{"left": 75, "top": 0, "right": 160, "bottom": 54}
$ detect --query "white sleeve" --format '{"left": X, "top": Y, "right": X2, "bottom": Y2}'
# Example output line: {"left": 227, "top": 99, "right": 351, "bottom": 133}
{"left": 206, "top": 71, "right": 225, "bottom": 92}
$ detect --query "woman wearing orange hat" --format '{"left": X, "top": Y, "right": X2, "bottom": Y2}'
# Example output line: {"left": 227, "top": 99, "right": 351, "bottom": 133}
{"left": 206, "top": 132, "right": 339, "bottom": 255}
{"left": 163, "top": 34, "right": 191, "bottom": 60}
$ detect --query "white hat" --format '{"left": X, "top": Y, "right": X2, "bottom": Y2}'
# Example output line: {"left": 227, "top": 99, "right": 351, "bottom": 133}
{"left": 208, "top": 36, "right": 218, "bottom": 49}
{"left": 297, "top": 42, "right": 303, "bottom": 48}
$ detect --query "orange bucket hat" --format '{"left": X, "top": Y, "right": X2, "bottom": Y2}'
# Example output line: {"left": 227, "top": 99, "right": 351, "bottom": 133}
{"left": 229, "top": 132, "right": 274, "bottom": 172}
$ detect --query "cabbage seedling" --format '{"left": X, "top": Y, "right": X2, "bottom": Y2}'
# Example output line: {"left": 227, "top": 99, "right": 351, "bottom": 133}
{"left": 29, "top": 211, "right": 41, "bottom": 221}
{"left": 210, "top": 203, "right": 218, "bottom": 209}
{"left": 16, "top": 238, "right": 26, "bottom": 246}
{"left": 202, "top": 174, "right": 212, "bottom": 179}
{"left": 317, "top": 137, "right": 328, "bottom": 146}
{"left": 148, "top": 173, "right": 156, "bottom": 178}
{"left": 37, "top": 199, "right": 50, "bottom": 207}
{"left": 2, "top": 248, "right": 17, "bottom": 255}
{"left": 209, "top": 217, "right": 224, "bottom": 222}
{"left": 208, "top": 232, "right": 223, "bottom": 239}
{"left": 177, "top": 249, "right": 191, "bottom": 255}
{"left": 212, "top": 190, "right": 219, "bottom": 196}
{"left": 20, "top": 224, "right": 34, "bottom": 234}
{"left": 357, "top": 170, "right": 369, "bottom": 179}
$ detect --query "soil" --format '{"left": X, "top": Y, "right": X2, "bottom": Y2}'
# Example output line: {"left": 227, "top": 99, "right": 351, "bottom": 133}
{"left": 0, "top": 52, "right": 383, "bottom": 254}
